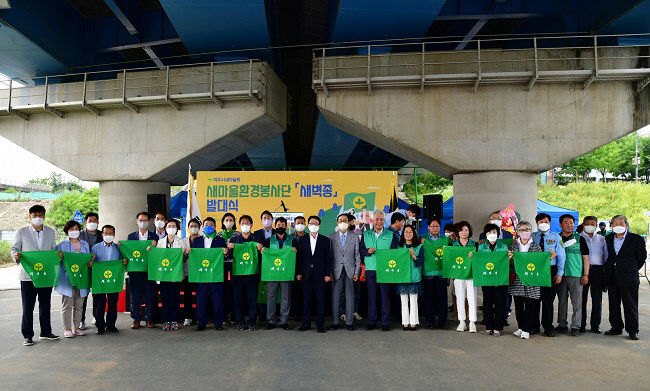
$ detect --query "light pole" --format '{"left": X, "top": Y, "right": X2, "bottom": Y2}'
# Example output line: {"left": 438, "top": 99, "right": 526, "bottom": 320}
{"left": 635, "top": 131, "right": 639, "bottom": 181}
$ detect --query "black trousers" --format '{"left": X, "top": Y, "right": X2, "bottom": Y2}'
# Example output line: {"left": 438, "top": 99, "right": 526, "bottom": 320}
{"left": 81, "top": 296, "right": 89, "bottom": 323}
{"left": 423, "top": 277, "right": 448, "bottom": 327}
{"left": 581, "top": 265, "right": 604, "bottom": 329}
{"left": 302, "top": 277, "right": 326, "bottom": 327}
{"left": 482, "top": 286, "right": 506, "bottom": 331}
{"left": 535, "top": 266, "right": 559, "bottom": 332}
{"left": 608, "top": 283, "right": 639, "bottom": 335}
{"left": 514, "top": 296, "right": 539, "bottom": 333}
{"left": 233, "top": 275, "right": 258, "bottom": 327}
{"left": 223, "top": 262, "right": 235, "bottom": 321}
{"left": 93, "top": 293, "right": 119, "bottom": 331}
{"left": 180, "top": 277, "right": 195, "bottom": 320}
{"left": 20, "top": 281, "right": 52, "bottom": 339}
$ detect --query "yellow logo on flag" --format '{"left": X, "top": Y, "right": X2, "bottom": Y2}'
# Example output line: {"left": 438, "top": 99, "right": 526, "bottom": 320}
{"left": 435, "top": 248, "right": 443, "bottom": 256}
{"left": 274, "top": 258, "right": 283, "bottom": 267}
{"left": 352, "top": 196, "right": 366, "bottom": 209}
{"left": 71, "top": 264, "right": 80, "bottom": 273}
{"left": 455, "top": 257, "right": 464, "bottom": 265}
{"left": 201, "top": 259, "right": 210, "bottom": 267}
{"left": 242, "top": 252, "right": 251, "bottom": 261}
{"left": 162, "top": 259, "right": 170, "bottom": 267}
{"left": 485, "top": 262, "right": 495, "bottom": 271}
{"left": 132, "top": 250, "right": 141, "bottom": 258}
{"left": 34, "top": 263, "right": 43, "bottom": 272}
{"left": 104, "top": 270, "right": 113, "bottom": 278}
{"left": 527, "top": 263, "right": 535, "bottom": 272}
{"left": 388, "top": 260, "right": 397, "bottom": 268}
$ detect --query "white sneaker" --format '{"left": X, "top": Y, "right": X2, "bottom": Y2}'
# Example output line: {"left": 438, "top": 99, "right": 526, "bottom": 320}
{"left": 78, "top": 322, "right": 86, "bottom": 330}
{"left": 521, "top": 331, "right": 530, "bottom": 339}
{"left": 340, "top": 314, "right": 346, "bottom": 322}
{"left": 456, "top": 321, "right": 466, "bottom": 332}
{"left": 183, "top": 319, "right": 192, "bottom": 326}
{"left": 353, "top": 312, "right": 362, "bottom": 321}
{"left": 513, "top": 329, "right": 523, "bottom": 337}
{"left": 91, "top": 318, "right": 96, "bottom": 325}
{"left": 469, "top": 322, "right": 477, "bottom": 333}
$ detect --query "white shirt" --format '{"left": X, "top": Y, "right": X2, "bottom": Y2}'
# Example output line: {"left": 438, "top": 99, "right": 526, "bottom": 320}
{"left": 31, "top": 225, "right": 44, "bottom": 249}
{"left": 518, "top": 238, "right": 532, "bottom": 252}
{"left": 581, "top": 232, "right": 608, "bottom": 265}
{"left": 204, "top": 236, "right": 213, "bottom": 248}
{"left": 138, "top": 230, "right": 148, "bottom": 240}
{"left": 374, "top": 229, "right": 383, "bottom": 240}
{"left": 310, "top": 234, "right": 318, "bottom": 255}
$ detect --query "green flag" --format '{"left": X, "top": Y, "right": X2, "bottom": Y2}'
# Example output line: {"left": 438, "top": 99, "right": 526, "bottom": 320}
{"left": 148, "top": 248, "right": 183, "bottom": 282}
{"left": 20, "top": 250, "right": 60, "bottom": 288}
{"left": 188, "top": 248, "right": 224, "bottom": 283}
{"left": 442, "top": 246, "right": 472, "bottom": 279}
{"left": 62, "top": 252, "right": 92, "bottom": 289}
{"left": 261, "top": 247, "right": 296, "bottom": 282}
{"left": 119, "top": 240, "right": 152, "bottom": 272}
{"left": 422, "top": 238, "right": 447, "bottom": 273}
{"left": 471, "top": 251, "right": 509, "bottom": 286}
{"left": 497, "top": 238, "right": 513, "bottom": 248}
{"left": 343, "top": 192, "right": 376, "bottom": 211}
{"left": 376, "top": 248, "right": 412, "bottom": 283}
{"left": 232, "top": 242, "right": 259, "bottom": 276}
{"left": 91, "top": 260, "right": 125, "bottom": 294}
{"left": 257, "top": 280, "right": 280, "bottom": 304}
{"left": 513, "top": 252, "right": 551, "bottom": 287}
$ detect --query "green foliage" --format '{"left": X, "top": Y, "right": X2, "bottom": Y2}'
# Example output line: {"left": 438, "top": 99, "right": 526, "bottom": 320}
{"left": 29, "top": 172, "right": 83, "bottom": 193}
{"left": 402, "top": 172, "right": 452, "bottom": 204}
{"left": 538, "top": 182, "right": 650, "bottom": 234}
{"left": 0, "top": 241, "right": 12, "bottom": 264}
{"left": 46, "top": 188, "right": 99, "bottom": 230}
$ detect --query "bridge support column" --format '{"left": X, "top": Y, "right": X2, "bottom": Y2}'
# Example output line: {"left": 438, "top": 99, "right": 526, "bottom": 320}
{"left": 453, "top": 171, "right": 537, "bottom": 237}
{"left": 99, "top": 181, "right": 170, "bottom": 241}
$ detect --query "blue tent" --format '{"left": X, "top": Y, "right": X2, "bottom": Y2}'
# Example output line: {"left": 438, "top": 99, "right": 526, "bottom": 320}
{"left": 441, "top": 197, "right": 578, "bottom": 234}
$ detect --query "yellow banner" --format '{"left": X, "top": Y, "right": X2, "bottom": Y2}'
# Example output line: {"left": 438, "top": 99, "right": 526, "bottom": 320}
{"left": 196, "top": 171, "right": 397, "bottom": 235}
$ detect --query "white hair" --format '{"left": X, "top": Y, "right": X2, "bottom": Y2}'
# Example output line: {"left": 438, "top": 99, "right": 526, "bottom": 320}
{"left": 373, "top": 210, "right": 385, "bottom": 218}
{"left": 516, "top": 221, "right": 532, "bottom": 231}
{"left": 611, "top": 215, "right": 629, "bottom": 228}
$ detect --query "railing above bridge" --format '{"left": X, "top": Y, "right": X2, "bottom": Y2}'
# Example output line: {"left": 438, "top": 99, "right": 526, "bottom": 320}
{"left": 0, "top": 59, "right": 268, "bottom": 120}
{"left": 312, "top": 33, "right": 650, "bottom": 94}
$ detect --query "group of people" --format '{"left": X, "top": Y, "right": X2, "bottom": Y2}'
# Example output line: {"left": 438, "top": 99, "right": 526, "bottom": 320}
{"left": 9, "top": 203, "right": 646, "bottom": 347}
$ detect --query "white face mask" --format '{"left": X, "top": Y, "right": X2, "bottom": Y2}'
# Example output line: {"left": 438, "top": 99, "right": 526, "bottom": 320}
{"left": 166, "top": 227, "right": 178, "bottom": 236}
{"left": 583, "top": 225, "right": 597, "bottom": 234}
{"left": 338, "top": 222, "right": 349, "bottom": 231}
{"left": 86, "top": 222, "right": 98, "bottom": 231}
{"left": 537, "top": 223, "right": 550, "bottom": 232}
{"left": 294, "top": 224, "right": 306, "bottom": 232}
{"left": 490, "top": 219, "right": 501, "bottom": 226}
{"left": 612, "top": 226, "right": 626, "bottom": 234}
{"left": 262, "top": 219, "right": 272, "bottom": 228}
{"left": 240, "top": 224, "right": 251, "bottom": 233}
{"left": 444, "top": 232, "right": 451, "bottom": 237}
{"left": 308, "top": 225, "right": 320, "bottom": 233}
{"left": 103, "top": 235, "right": 114, "bottom": 243}
{"left": 155, "top": 220, "right": 166, "bottom": 229}
{"left": 189, "top": 227, "right": 199, "bottom": 235}
{"left": 137, "top": 221, "right": 149, "bottom": 230}
{"left": 31, "top": 217, "right": 44, "bottom": 227}
{"left": 486, "top": 233, "right": 498, "bottom": 243}
{"left": 224, "top": 221, "right": 234, "bottom": 229}
{"left": 68, "top": 230, "right": 80, "bottom": 239}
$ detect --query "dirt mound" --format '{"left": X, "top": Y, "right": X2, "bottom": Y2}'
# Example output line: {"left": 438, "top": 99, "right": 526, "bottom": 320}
{"left": 0, "top": 200, "right": 54, "bottom": 230}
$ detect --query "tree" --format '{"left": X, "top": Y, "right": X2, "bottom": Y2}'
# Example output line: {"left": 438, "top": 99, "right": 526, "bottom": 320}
{"left": 46, "top": 188, "right": 99, "bottom": 230}
{"left": 402, "top": 172, "right": 452, "bottom": 204}
{"left": 29, "top": 172, "right": 83, "bottom": 193}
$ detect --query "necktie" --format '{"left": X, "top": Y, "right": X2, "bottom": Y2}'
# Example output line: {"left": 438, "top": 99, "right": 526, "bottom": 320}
{"left": 340, "top": 233, "right": 346, "bottom": 247}
{"left": 540, "top": 233, "right": 545, "bottom": 252}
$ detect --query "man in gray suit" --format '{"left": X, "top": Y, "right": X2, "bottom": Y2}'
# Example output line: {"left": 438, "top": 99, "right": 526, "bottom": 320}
{"left": 328, "top": 214, "right": 361, "bottom": 330}
{"left": 10, "top": 204, "right": 59, "bottom": 346}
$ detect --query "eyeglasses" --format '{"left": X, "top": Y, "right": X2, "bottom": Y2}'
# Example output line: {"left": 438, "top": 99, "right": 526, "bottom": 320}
{"left": 517, "top": 228, "right": 531, "bottom": 232}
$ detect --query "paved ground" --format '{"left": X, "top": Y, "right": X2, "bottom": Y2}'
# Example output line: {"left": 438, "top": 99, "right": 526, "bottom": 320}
{"left": 0, "top": 280, "right": 649, "bottom": 390}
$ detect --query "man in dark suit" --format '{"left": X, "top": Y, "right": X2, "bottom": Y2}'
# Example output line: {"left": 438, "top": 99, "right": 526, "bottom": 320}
{"left": 603, "top": 215, "right": 647, "bottom": 340}
{"left": 253, "top": 210, "right": 276, "bottom": 244}
{"left": 296, "top": 216, "right": 332, "bottom": 333}
{"left": 127, "top": 212, "right": 159, "bottom": 329}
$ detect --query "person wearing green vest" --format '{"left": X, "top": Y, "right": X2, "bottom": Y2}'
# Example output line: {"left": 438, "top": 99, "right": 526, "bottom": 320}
{"left": 474, "top": 223, "right": 508, "bottom": 336}
{"left": 451, "top": 221, "right": 478, "bottom": 333}
{"left": 262, "top": 217, "right": 297, "bottom": 330}
{"left": 420, "top": 217, "right": 448, "bottom": 329}
{"left": 597, "top": 222, "right": 610, "bottom": 237}
{"left": 398, "top": 225, "right": 424, "bottom": 331}
{"left": 360, "top": 210, "right": 399, "bottom": 331}
{"left": 557, "top": 214, "right": 590, "bottom": 337}
{"left": 227, "top": 215, "right": 259, "bottom": 331}
{"left": 218, "top": 212, "right": 240, "bottom": 327}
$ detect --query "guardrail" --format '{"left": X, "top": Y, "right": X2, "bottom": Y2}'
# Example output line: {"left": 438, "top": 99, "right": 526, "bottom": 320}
{"left": 312, "top": 33, "right": 650, "bottom": 94}
{"left": 0, "top": 179, "right": 52, "bottom": 192}
{"left": 0, "top": 59, "right": 267, "bottom": 120}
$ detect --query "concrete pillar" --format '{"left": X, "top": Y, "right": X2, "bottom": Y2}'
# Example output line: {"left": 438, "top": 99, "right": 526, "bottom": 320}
{"left": 453, "top": 171, "right": 537, "bottom": 240}
{"left": 99, "top": 181, "right": 170, "bottom": 241}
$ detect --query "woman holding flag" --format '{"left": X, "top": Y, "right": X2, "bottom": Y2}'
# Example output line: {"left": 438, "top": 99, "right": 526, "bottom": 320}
{"left": 55, "top": 220, "right": 92, "bottom": 338}
{"left": 451, "top": 221, "right": 478, "bottom": 333}
{"left": 508, "top": 221, "right": 542, "bottom": 340}
{"left": 397, "top": 225, "right": 424, "bottom": 331}
{"left": 474, "top": 223, "right": 508, "bottom": 336}
{"left": 156, "top": 219, "right": 189, "bottom": 331}
{"left": 218, "top": 213, "right": 239, "bottom": 326}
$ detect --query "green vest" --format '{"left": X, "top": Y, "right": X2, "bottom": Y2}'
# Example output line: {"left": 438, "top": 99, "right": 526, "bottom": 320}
{"left": 363, "top": 229, "right": 394, "bottom": 271}
{"left": 478, "top": 241, "right": 508, "bottom": 252}
{"left": 270, "top": 234, "right": 294, "bottom": 250}
{"left": 452, "top": 239, "right": 476, "bottom": 248}
{"left": 408, "top": 244, "right": 423, "bottom": 283}
{"left": 563, "top": 233, "right": 583, "bottom": 277}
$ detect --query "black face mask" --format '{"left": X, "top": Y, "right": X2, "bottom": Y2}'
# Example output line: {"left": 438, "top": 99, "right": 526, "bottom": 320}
{"left": 276, "top": 227, "right": 286, "bottom": 235}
